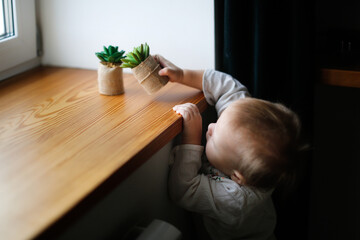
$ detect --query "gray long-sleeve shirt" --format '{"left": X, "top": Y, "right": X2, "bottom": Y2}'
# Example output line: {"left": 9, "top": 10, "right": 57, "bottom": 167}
{"left": 168, "top": 69, "right": 276, "bottom": 240}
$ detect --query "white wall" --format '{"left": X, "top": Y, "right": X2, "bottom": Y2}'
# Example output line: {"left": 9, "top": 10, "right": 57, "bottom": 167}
{"left": 37, "top": 0, "right": 215, "bottom": 72}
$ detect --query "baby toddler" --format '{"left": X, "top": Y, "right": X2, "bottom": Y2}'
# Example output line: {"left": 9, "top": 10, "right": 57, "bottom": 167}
{"left": 156, "top": 55, "right": 303, "bottom": 240}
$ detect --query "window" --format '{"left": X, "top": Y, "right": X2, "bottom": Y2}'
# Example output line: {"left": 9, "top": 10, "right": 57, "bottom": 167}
{"left": 0, "top": 1, "right": 4, "bottom": 36}
{"left": 0, "top": 0, "right": 15, "bottom": 41}
{"left": 0, "top": 0, "right": 37, "bottom": 80}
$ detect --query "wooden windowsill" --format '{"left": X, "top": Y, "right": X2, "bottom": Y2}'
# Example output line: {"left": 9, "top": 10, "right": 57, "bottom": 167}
{"left": 0, "top": 67, "right": 207, "bottom": 239}
{"left": 321, "top": 68, "right": 360, "bottom": 88}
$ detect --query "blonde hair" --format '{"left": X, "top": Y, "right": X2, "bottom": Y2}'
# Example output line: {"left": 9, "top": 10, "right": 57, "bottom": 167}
{"left": 230, "top": 98, "right": 304, "bottom": 189}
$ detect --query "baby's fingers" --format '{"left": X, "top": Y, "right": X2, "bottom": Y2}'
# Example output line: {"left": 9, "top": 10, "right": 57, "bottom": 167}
{"left": 173, "top": 103, "right": 199, "bottom": 113}
{"left": 173, "top": 107, "right": 186, "bottom": 118}
{"left": 173, "top": 106, "right": 189, "bottom": 120}
{"left": 173, "top": 104, "right": 196, "bottom": 121}
{"left": 173, "top": 103, "right": 202, "bottom": 145}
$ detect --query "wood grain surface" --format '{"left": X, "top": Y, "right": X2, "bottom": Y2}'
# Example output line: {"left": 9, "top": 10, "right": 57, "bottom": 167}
{"left": 0, "top": 67, "right": 206, "bottom": 240}
{"left": 321, "top": 68, "right": 360, "bottom": 88}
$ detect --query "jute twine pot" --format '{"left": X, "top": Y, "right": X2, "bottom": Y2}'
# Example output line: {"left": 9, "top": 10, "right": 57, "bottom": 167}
{"left": 97, "top": 63, "right": 124, "bottom": 95}
{"left": 131, "top": 55, "right": 169, "bottom": 95}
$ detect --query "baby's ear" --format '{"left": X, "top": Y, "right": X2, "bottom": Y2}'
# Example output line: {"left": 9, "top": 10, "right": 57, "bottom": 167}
{"left": 231, "top": 170, "right": 245, "bottom": 185}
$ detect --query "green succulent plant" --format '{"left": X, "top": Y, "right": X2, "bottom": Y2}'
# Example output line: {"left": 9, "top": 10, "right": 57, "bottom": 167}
{"left": 95, "top": 45, "right": 125, "bottom": 66}
{"left": 120, "top": 43, "right": 150, "bottom": 68}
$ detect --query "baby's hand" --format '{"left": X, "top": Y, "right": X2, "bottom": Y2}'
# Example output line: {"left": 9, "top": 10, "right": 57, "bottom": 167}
{"left": 173, "top": 103, "right": 202, "bottom": 145}
{"left": 154, "top": 55, "right": 184, "bottom": 84}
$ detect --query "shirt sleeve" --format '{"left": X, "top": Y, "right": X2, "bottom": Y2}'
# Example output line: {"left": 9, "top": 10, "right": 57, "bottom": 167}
{"left": 202, "top": 69, "right": 250, "bottom": 116}
{"left": 168, "top": 144, "right": 246, "bottom": 221}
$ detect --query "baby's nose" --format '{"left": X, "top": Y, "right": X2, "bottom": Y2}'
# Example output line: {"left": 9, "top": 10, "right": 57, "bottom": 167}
{"left": 207, "top": 123, "right": 215, "bottom": 136}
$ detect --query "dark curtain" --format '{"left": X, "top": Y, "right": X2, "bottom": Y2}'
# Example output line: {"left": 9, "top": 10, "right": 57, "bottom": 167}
{"left": 215, "top": 1, "right": 315, "bottom": 239}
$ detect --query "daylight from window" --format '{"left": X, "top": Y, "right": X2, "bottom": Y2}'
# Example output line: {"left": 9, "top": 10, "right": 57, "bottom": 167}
{"left": 0, "top": 1, "right": 4, "bottom": 36}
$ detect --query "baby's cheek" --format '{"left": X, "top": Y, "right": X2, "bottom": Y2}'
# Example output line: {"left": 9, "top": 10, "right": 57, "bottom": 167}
{"left": 205, "top": 142, "right": 213, "bottom": 158}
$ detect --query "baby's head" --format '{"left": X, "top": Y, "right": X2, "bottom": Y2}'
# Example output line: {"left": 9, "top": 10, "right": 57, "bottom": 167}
{"left": 205, "top": 98, "right": 302, "bottom": 189}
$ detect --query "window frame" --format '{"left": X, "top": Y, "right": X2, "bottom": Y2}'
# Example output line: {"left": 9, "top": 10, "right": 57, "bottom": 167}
{"left": 0, "top": 0, "right": 37, "bottom": 78}
{"left": 0, "top": 1, "right": 5, "bottom": 36}
{"left": 0, "top": 0, "right": 15, "bottom": 40}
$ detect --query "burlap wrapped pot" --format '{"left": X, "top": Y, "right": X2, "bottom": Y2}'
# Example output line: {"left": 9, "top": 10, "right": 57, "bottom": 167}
{"left": 131, "top": 55, "right": 169, "bottom": 95}
{"left": 97, "top": 63, "right": 124, "bottom": 95}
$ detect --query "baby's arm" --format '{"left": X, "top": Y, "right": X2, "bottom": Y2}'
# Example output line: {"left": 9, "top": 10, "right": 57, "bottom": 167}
{"left": 154, "top": 55, "right": 204, "bottom": 90}
{"left": 155, "top": 55, "right": 250, "bottom": 116}
{"left": 168, "top": 144, "right": 242, "bottom": 219}
{"left": 173, "top": 103, "right": 202, "bottom": 145}
{"left": 169, "top": 103, "right": 244, "bottom": 219}
{"left": 203, "top": 70, "right": 250, "bottom": 116}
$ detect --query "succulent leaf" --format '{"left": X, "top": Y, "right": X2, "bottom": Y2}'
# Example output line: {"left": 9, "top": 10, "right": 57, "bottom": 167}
{"left": 121, "top": 58, "right": 137, "bottom": 65}
{"left": 109, "top": 46, "right": 116, "bottom": 55}
{"left": 115, "top": 56, "right": 125, "bottom": 62}
{"left": 144, "top": 43, "right": 149, "bottom": 59}
{"left": 108, "top": 56, "right": 115, "bottom": 63}
{"left": 139, "top": 44, "right": 143, "bottom": 55}
{"left": 126, "top": 52, "right": 135, "bottom": 60}
{"left": 126, "top": 56, "right": 138, "bottom": 65}
{"left": 111, "top": 52, "right": 125, "bottom": 59}
{"left": 133, "top": 48, "right": 143, "bottom": 62}
{"left": 129, "top": 52, "right": 141, "bottom": 63}
{"left": 103, "top": 46, "right": 109, "bottom": 55}
{"left": 95, "top": 52, "right": 106, "bottom": 62}
{"left": 120, "top": 63, "right": 135, "bottom": 68}
{"left": 120, "top": 43, "right": 151, "bottom": 68}
{"left": 96, "top": 45, "right": 125, "bottom": 64}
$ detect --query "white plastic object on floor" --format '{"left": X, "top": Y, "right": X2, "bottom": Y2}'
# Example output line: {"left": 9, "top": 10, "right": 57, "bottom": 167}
{"left": 136, "top": 219, "right": 182, "bottom": 240}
